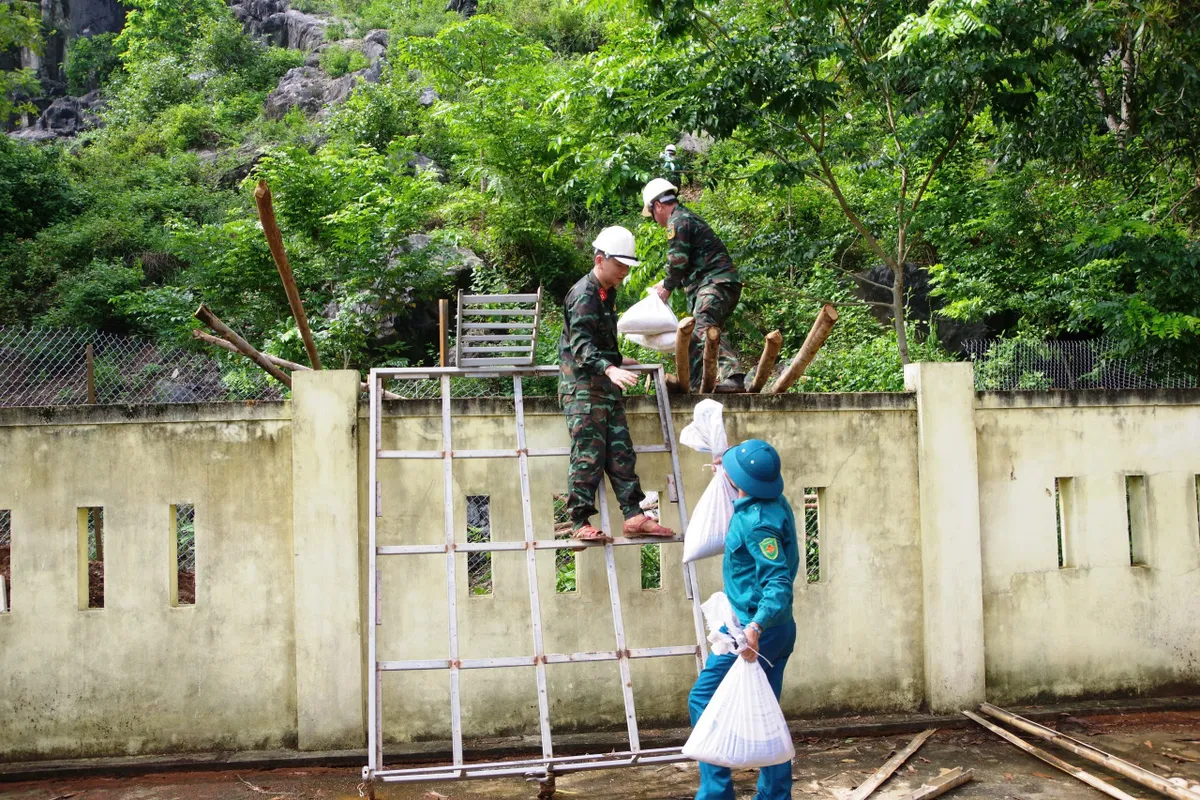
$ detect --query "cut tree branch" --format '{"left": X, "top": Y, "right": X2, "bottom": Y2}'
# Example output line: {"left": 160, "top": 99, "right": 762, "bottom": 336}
{"left": 192, "top": 330, "right": 399, "bottom": 398}
{"left": 255, "top": 180, "right": 322, "bottom": 370}
{"left": 194, "top": 304, "right": 292, "bottom": 389}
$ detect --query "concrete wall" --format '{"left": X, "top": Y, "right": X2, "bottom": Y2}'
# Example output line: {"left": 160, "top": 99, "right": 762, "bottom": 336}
{"left": 975, "top": 391, "right": 1200, "bottom": 703}
{"left": 0, "top": 403, "right": 296, "bottom": 760}
{"left": 2, "top": 369, "right": 1199, "bottom": 760}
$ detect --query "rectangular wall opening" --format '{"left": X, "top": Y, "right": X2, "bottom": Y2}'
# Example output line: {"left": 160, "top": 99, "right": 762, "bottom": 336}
{"left": 803, "top": 488, "right": 821, "bottom": 583}
{"left": 172, "top": 504, "right": 196, "bottom": 606}
{"left": 78, "top": 506, "right": 105, "bottom": 609}
{"left": 1125, "top": 475, "right": 1148, "bottom": 567}
{"left": 466, "top": 495, "right": 492, "bottom": 597}
{"left": 640, "top": 491, "right": 662, "bottom": 590}
{"left": 0, "top": 509, "right": 10, "bottom": 613}
{"left": 1054, "top": 478, "right": 1072, "bottom": 569}
{"left": 552, "top": 494, "right": 576, "bottom": 593}
{"left": 641, "top": 544, "right": 661, "bottom": 590}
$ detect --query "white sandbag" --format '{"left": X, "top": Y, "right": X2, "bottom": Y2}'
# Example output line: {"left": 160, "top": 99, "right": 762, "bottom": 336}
{"left": 626, "top": 330, "right": 677, "bottom": 352}
{"left": 617, "top": 292, "right": 677, "bottom": 335}
{"left": 680, "top": 399, "right": 728, "bottom": 455}
{"left": 682, "top": 658, "right": 795, "bottom": 769}
{"left": 680, "top": 400, "right": 735, "bottom": 562}
{"left": 684, "top": 466, "right": 736, "bottom": 562}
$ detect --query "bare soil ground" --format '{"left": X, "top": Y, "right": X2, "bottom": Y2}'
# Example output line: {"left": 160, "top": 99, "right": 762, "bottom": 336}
{"left": 2, "top": 710, "right": 1198, "bottom": 800}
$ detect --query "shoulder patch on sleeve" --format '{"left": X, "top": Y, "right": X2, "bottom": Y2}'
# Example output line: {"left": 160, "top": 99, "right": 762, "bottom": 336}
{"left": 666, "top": 223, "right": 675, "bottom": 240}
{"left": 758, "top": 537, "right": 780, "bottom": 560}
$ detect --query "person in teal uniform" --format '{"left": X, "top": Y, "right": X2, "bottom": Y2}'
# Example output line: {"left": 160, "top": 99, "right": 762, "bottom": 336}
{"left": 688, "top": 438, "right": 799, "bottom": 800}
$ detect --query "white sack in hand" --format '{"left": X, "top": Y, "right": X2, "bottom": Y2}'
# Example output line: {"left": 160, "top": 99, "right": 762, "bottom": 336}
{"left": 680, "top": 400, "right": 734, "bottom": 562}
{"left": 682, "top": 658, "right": 795, "bottom": 769}
{"left": 626, "top": 330, "right": 677, "bottom": 352}
{"left": 617, "top": 292, "right": 677, "bottom": 335}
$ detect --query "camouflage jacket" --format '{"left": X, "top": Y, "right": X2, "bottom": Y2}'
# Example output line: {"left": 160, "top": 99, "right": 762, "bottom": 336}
{"left": 663, "top": 204, "right": 741, "bottom": 297}
{"left": 559, "top": 271, "right": 621, "bottom": 394}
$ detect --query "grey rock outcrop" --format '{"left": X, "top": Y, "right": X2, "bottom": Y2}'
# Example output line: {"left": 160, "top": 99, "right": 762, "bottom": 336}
{"left": 261, "top": 10, "right": 329, "bottom": 51}
{"left": 264, "top": 60, "right": 384, "bottom": 119}
{"left": 230, "top": 0, "right": 328, "bottom": 51}
{"left": 11, "top": 91, "right": 105, "bottom": 142}
{"left": 408, "top": 153, "right": 447, "bottom": 182}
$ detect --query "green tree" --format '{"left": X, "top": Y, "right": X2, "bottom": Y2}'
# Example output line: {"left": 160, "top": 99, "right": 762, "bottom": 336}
{"left": 603, "top": 0, "right": 1065, "bottom": 363}
{"left": 0, "top": 0, "right": 42, "bottom": 123}
{"left": 114, "top": 0, "right": 229, "bottom": 65}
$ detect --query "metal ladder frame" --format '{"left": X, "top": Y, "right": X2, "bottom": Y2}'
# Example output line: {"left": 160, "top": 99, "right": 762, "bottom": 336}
{"left": 364, "top": 364, "right": 706, "bottom": 788}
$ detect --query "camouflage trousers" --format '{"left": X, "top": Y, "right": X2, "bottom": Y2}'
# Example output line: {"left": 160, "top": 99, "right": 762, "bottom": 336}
{"left": 687, "top": 281, "right": 742, "bottom": 390}
{"left": 560, "top": 383, "right": 646, "bottom": 529}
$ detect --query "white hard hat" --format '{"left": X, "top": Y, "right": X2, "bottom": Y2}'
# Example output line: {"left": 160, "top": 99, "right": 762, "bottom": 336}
{"left": 665, "top": 143, "right": 677, "bottom": 154}
{"left": 592, "top": 226, "right": 640, "bottom": 267}
{"left": 641, "top": 178, "right": 678, "bottom": 217}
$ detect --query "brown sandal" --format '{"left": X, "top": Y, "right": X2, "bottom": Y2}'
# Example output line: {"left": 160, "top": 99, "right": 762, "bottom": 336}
{"left": 622, "top": 514, "right": 675, "bottom": 538}
{"left": 571, "top": 524, "right": 612, "bottom": 544}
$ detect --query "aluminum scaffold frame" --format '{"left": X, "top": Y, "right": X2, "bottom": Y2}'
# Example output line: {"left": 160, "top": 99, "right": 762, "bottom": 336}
{"left": 364, "top": 364, "right": 706, "bottom": 791}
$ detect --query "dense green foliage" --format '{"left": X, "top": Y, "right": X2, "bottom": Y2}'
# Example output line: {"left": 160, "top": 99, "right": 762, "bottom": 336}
{"left": 2, "top": 0, "right": 1199, "bottom": 391}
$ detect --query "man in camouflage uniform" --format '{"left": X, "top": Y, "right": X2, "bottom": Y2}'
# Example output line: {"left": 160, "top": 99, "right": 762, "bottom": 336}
{"left": 559, "top": 226, "right": 675, "bottom": 543}
{"left": 642, "top": 178, "right": 744, "bottom": 392}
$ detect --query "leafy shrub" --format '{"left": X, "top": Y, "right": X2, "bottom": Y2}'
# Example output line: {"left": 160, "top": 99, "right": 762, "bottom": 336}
{"left": 0, "top": 139, "right": 78, "bottom": 241}
{"left": 115, "top": 0, "right": 229, "bottom": 66}
{"left": 157, "top": 104, "right": 222, "bottom": 150}
{"left": 42, "top": 259, "right": 145, "bottom": 331}
{"left": 65, "top": 32, "right": 121, "bottom": 94}
{"left": 327, "top": 64, "right": 422, "bottom": 151}
{"left": 320, "top": 44, "right": 370, "bottom": 78}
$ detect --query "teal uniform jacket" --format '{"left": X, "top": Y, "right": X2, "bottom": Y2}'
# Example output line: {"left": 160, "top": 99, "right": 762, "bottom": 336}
{"left": 722, "top": 494, "right": 800, "bottom": 630}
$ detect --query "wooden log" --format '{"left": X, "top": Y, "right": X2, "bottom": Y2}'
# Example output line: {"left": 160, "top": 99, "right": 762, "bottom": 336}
{"left": 849, "top": 728, "right": 937, "bottom": 800}
{"left": 194, "top": 304, "right": 293, "bottom": 389}
{"left": 700, "top": 325, "right": 720, "bottom": 394}
{"left": 192, "top": 329, "right": 400, "bottom": 399}
{"left": 254, "top": 180, "right": 322, "bottom": 371}
{"left": 768, "top": 304, "right": 839, "bottom": 394}
{"left": 193, "top": 330, "right": 308, "bottom": 372}
{"left": 746, "top": 330, "right": 783, "bottom": 394}
{"left": 980, "top": 704, "right": 1200, "bottom": 800}
{"left": 85, "top": 343, "right": 96, "bottom": 404}
{"left": 963, "top": 711, "right": 1139, "bottom": 800}
{"left": 674, "top": 317, "right": 695, "bottom": 393}
{"left": 439, "top": 299, "right": 449, "bottom": 368}
{"left": 901, "top": 767, "right": 974, "bottom": 800}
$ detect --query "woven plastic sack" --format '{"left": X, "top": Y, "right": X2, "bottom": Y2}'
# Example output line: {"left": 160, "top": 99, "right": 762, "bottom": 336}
{"left": 684, "top": 593, "right": 794, "bottom": 769}
{"left": 680, "top": 400, "right": 735, "bottom": 562}
{"left": 682, "top": 657, "right": 796, "bottom": 769}
{"left": 617, "top": 292, "right": 677, "bottom": 335}
{"left": 627, "top": 330, "right": 676, "bottom": 352}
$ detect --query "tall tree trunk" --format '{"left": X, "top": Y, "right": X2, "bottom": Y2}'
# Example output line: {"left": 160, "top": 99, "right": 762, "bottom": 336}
{"left": 892, "top": 264, "right": 910, "bottom": 365}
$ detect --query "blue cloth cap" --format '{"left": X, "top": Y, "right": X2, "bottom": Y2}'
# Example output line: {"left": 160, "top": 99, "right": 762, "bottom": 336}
{"left": 722, "top": 439, "right": 784, "bottom": 499}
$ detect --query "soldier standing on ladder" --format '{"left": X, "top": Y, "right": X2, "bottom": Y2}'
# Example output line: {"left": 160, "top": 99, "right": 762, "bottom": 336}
{"left": 642, "top": 178, "right": 745, "bottom": 392}
{"left": 559, "top": 226, "right": 676, "bottom": 543}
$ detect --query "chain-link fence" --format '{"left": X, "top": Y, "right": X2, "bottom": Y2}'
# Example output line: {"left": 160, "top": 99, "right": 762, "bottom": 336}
{"left": 964, "top": 337, "right": 1199, "bottom": 391}
{"left": 176, "top": 504, "right": 196, "bottom": 574}
{"left": 0, "top": 508, "right": 11, "bottom": 613}
{"left": 466, "top": 495, "right": 492, "bottom": 596}
{"left": 0, "top": 327, "right": 286, "bottom": 407}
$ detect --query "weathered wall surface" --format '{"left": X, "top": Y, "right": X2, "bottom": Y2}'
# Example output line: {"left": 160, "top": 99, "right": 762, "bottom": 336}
{"left": 360, "top": 392, "right": 924, "bottom": 744}
{"left": 2, "top": 370, "right": 1199, "bottom": 761}
{"left": 0, "top": 404, "right": 296, "bottom": 760}
{"left": 975, "top": 391, "right": 1200, "bottom": 703}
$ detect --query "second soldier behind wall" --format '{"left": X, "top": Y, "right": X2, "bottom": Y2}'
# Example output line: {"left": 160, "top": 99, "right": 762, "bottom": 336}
{"left": 558, "top": 225, "right": 675, "bottom": 543}
{"left": 641, "top": 178, "right": 744, "bottom": 392}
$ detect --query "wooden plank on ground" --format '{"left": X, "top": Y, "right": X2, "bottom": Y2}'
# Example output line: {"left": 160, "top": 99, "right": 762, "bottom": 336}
{"left": 901, "top": 767, "right": 974, "bottom": 799}
{"left": 849, "top": 728, "right": 937, "bottom": 800}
